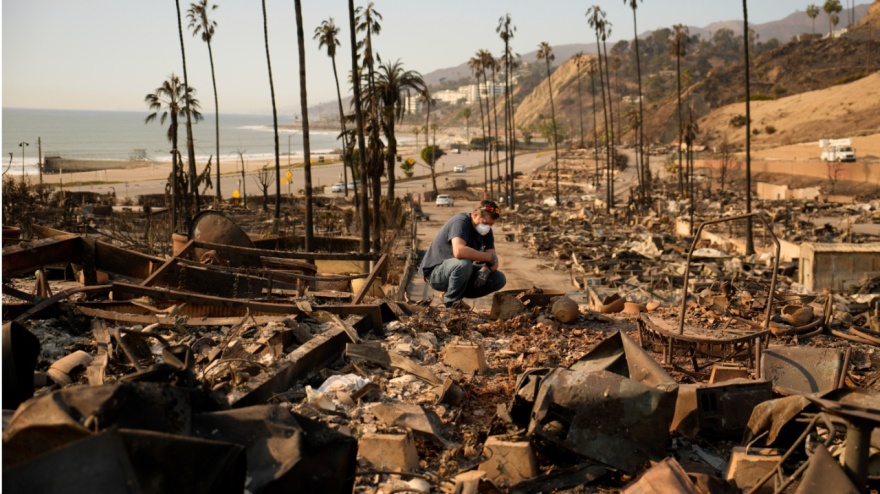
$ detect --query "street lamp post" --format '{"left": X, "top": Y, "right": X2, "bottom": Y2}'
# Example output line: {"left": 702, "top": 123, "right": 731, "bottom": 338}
{"left": 18, "top": 142, "right": 29, "bottom": 179}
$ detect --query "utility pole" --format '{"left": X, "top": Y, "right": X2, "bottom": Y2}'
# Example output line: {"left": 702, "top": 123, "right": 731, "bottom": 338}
{"left": 18, "top": 142, "right": 29, "bottom": 180}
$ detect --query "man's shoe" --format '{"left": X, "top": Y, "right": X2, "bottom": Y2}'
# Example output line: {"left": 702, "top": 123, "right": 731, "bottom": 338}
{"left": 444, "top": 299, "right": 471, "bottom": 311}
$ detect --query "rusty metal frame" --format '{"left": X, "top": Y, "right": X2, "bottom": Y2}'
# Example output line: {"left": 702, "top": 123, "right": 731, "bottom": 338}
{"left": 638, "top": 214, "right": 780, "bottom": 369}
{"left": 638, "top": 314, "right": 769, "bottom": 370}
{"left": 679, "top": 213, "right": 780, "bottom": 334}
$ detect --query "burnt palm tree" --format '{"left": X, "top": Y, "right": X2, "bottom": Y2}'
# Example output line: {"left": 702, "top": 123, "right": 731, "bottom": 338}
{"left": 684, "top": 102, "right": 699, "bottom": 234}
{"left": 175, "top": 0, "right": 199, "bottom": 214}
{"left": 626, "top": 0, "right": 647, "bottom": 201}
{"left": 145, "top": 74, "right": 202, "bottom": 232}
{"left": 484, "top": 52, "right": 504, "bottom": 200}
{"left": 187, "top": 0, "right": 221, "bottom": 202}
{"left": 589, "top": 59, "right": 601, "bottom": 189}
{"left": 497, "top": 14, "right": 517, "bottom": 208}
{"left": 314, "top": 18, "right": 353, "bottom": 197}
{"left": 423, "top": 95, "right": 439, "bottom": 194}
{"left": 260, "top": 0, "right": 282, "bottom": 223}
{"left": 355, "top": 2, "right": 383, "bottom": 251}
{"left": 469, "top": 52, "right": 491, "bottom": 197}
{"left": 574, "top": 52, "right": 588, "bottom": 148}
{"left": 348, "top": 0, "right": 369, "bottom": 253}
{"left": 599, "top": 17, "right": 616, "bottom": 208}
{"left": 367, "top": 60, "right": 427, "bottom": 203}
{"left": 671, "top": 23, "right": 689, "bottom": 197}
{"left": 293, "top": 0, "right": 314, "bottom": 251}
{"left": 587, "top": 5, "right": 614, "bottom": 211}
{"left": 537, "top": 42, "right": 561, "bottom": 205}
{"left": 743, "top": 0, "right": 754, "bottom": 254}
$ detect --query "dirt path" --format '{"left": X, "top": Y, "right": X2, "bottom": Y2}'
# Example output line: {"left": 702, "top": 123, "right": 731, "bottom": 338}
{"left": 406, "top": 199, "right": 575, "bottom": 311}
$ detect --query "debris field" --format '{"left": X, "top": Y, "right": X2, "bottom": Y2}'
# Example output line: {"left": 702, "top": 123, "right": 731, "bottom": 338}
{"left": 4, "top": 156, "right": 880, "bottom": 493}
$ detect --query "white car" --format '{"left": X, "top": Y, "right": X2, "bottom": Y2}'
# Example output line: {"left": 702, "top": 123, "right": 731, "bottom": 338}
{"left": 435, "top": 194, "right": 454, "bottom": 207}
{"left": 453, "top": 164, "right": 466, "bottom": 173}
{"left": 330, "top": 182, "right": 344, "bottom": 193}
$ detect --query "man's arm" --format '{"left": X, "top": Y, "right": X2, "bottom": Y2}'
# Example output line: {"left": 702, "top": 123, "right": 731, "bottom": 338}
{"left": 451, "top": 238, "right": 497, "bottom": 266}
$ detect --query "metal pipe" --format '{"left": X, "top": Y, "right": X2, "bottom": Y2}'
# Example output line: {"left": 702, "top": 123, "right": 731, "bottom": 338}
{"left": 844, "top": 419, "right": 871, "bottom": 492}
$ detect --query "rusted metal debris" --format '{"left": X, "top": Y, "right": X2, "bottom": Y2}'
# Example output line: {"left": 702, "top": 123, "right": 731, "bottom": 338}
{"left": 509, "top": 331, "right": 678, "bottom": 474}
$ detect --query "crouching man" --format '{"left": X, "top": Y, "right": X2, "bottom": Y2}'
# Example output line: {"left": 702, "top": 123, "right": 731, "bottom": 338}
{"left": 419, "top": 200, "right": 507, "bottom": 308}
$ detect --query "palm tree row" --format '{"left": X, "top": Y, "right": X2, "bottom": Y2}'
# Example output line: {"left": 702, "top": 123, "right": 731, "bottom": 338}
{"left": 152, "top": 1, "right": 765, "bottom": 258}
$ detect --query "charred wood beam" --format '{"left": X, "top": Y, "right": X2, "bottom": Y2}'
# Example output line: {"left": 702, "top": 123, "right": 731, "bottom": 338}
{"left": 193, "top": 240, "right": 381, "bottom": 262}
{"left": 354, "top": 254, "right": 388, "bottom": 304}
{"left": 140, "top": 240, "right": 195, "bottom": 287}
{"left": 110, "top": 282, "right": 384, "bottom": 330}
{"left": 13, "top": 285, "right": 112, "bottom": 323}
{"left": 2, "top": 234, "right": 80, "bottom": 278}
{"left": 75, "top": 305, "right": 289, "bottom": 328}
{"left": 232, "top": 325, "right": 354, "bottom": 408}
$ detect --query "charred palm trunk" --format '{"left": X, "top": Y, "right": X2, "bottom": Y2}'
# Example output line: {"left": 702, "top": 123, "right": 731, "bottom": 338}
{"left": 176, "top": 0, "right": 200, "bottom": 220}
{"left": 294, "top": 0, "right": 313, "bottom": 251}
{"left": 348, "top": 0, "right": 369, "bottom": 254}
{"left": 601, "top": 35, "right": 615, "bottom": 209}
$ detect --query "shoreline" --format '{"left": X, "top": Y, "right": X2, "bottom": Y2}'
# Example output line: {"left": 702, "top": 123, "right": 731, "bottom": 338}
{"left": 34, "top": 143, "right": 426, "bottom": 189}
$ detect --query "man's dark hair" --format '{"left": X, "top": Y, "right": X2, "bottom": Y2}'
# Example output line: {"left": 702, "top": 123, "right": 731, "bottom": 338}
{"left": 477, "top": 200, "right": 501, "bottom": 219}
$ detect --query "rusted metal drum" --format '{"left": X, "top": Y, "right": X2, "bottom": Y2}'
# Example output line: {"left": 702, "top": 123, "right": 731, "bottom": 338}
{"left": 188, "top": 211, "right": 256, "bottom": 267}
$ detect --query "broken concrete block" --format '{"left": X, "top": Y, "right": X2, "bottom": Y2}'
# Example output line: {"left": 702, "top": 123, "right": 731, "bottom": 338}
{"left": 478, "top": 436, "right": 538, "bottom": 486}
{"left": 443, "top": 342, "right": 488, "bottom": 374}
{"left": 489, "top": 292, "right": 525, "bottom": 320}
{"left": 725, "top": 446, "right": 782, "bottom": 494}
{"left": 358, "top": 431, "right": 419, "bottom": 472}
{"left": 709, "top": 363, "right": 750, "bottom": 383}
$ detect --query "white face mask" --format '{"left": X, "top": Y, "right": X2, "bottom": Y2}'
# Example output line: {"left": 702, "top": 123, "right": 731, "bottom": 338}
{"left": 475, "top": 223, "right": 491, "bottom": 236}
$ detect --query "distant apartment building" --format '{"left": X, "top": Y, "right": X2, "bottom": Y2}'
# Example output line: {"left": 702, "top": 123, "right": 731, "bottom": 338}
{"left": 404, "top": 94, "right": 426, "bottom": 114}
{"left": 403, "top": 78, "right": 514, "bottom": 113}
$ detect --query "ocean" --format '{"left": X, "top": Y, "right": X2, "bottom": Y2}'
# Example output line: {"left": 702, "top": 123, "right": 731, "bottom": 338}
{"left": 1, "top": 108, "right": 345, "bottom": 176}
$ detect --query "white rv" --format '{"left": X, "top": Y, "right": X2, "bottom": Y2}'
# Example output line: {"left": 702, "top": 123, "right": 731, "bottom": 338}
{"left": 819, "top": 138, "right": 856, "bottom": 162}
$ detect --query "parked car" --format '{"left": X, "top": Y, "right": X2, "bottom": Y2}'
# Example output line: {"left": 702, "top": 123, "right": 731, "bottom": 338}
{"left": 330, "top": 182, "right": 344, "bottom": 193}
{"left": 435, "top": 194, "right": 455, "bottom": 207}
{"left": 453, "top": 164, "right": 467, "bottom": 173}
{"left": 348, "top": 181, "right": 357, "bottom": 189}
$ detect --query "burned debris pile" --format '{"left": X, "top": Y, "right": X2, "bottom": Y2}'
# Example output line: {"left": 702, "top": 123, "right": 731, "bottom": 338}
{"left": 5, "top": 155, "right": 880, "bottom": 493}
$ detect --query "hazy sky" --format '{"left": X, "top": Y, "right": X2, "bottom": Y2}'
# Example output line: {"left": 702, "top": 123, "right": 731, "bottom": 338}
{"left": 3, "top": 1, "right": 830, "bottom": 116}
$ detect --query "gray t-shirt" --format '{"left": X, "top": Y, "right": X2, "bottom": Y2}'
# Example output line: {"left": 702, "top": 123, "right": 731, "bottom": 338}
{"left": 420, "top": 212, "right": 495, "bottom": 276}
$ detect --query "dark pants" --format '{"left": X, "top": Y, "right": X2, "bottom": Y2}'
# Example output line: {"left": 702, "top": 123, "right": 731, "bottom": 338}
{"left": 428, "top": 258, "right": 507, "bottom": 307}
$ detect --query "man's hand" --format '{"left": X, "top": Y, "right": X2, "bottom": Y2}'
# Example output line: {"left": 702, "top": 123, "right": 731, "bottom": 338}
{"left": 488, "top": 252, "right": 499, "bottom": 272}
{"left": 473, "top": 266, "right": 491, "bottom": 288}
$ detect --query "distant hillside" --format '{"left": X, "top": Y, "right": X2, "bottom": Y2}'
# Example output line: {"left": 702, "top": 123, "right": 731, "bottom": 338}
{"left": 698, "top": 71, "right": 880, "bottom": 150}
{"left": 420, "top": 3, "right": 871, "bottom": 89}
{"left": 309, "top": 1, "right": 876, "bottom": 146}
